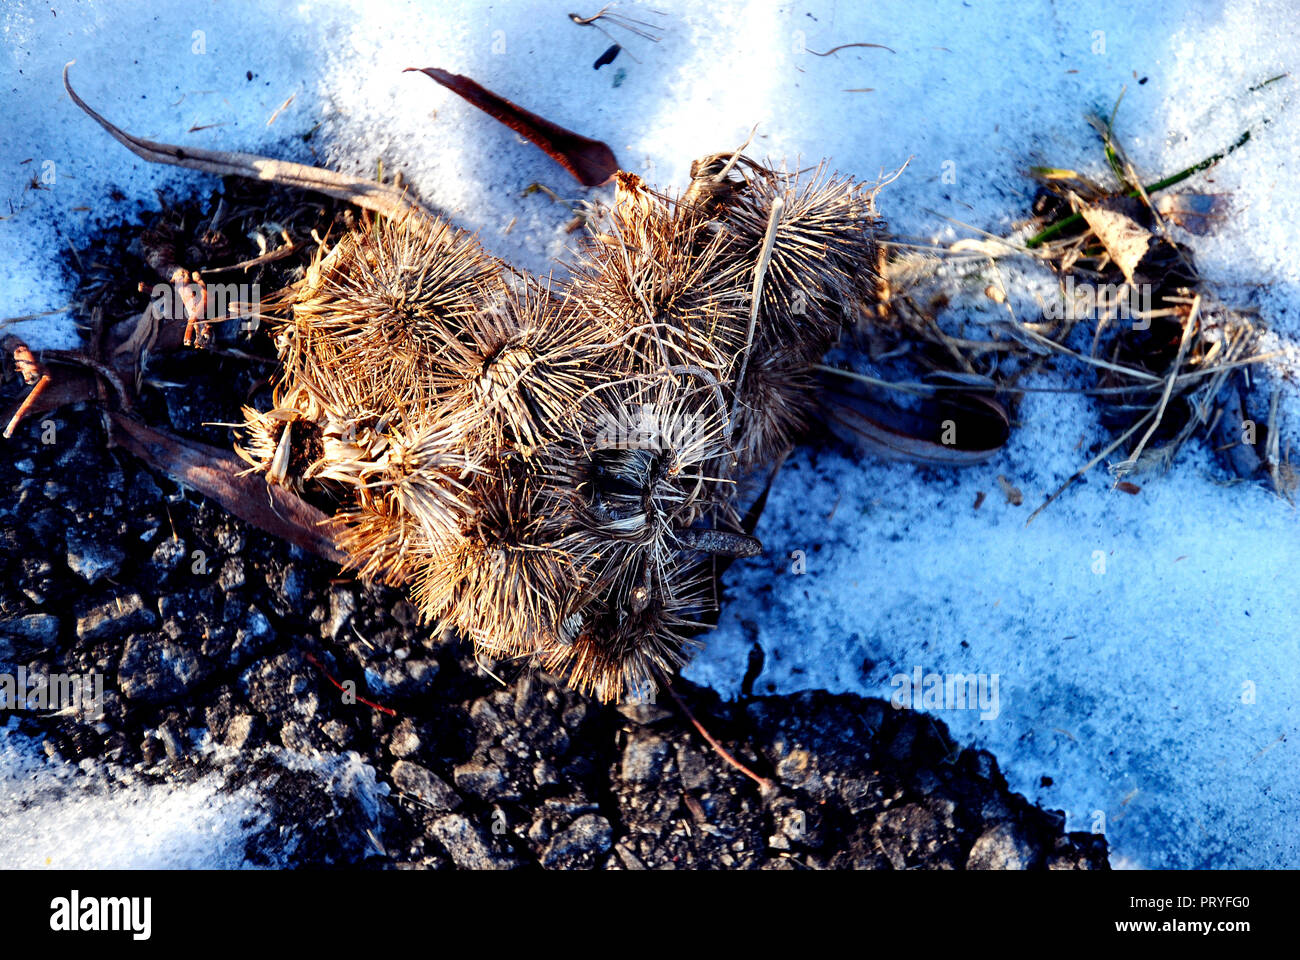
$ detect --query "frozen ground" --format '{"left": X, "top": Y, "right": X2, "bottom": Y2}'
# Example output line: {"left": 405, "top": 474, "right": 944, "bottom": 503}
{"left": 2, "top": 0, "right": 1298, "bottom": 867}
{"left": 0, "top": 730, "right": 274, "bottom": 868}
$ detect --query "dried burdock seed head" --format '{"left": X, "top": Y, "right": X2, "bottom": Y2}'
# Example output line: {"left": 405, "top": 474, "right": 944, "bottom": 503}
{"left": 409, "top": 459, "right": 572, "bottom": 657}
{"left": 446, "top": 538, "right": 573, "bottom": 661}
{"left": 306, "top": 407, "right": 395, "bottom": 488}
{"left": 681, "top": 150, "right": 769, "bottom": 213}
{"left": 730, "top": 346, "right": 818, "bottom": 468}
{"left": 557, "top": 371, "right": 737, "bottom": 616}
{"left": 582, "top": 373, "right": 735, "bottom": 525}
{"left": 332, "top": 498, "right": 452, "bottom": 587}
{"left": 375, "top": 414, "right": 484, "bottom": 548}
{"left": 288, "top": 213, "right": 502, "bottom": 411}
{"left": 610, "top": 171, "right": 661, "bottom": 244}
{"left": 575, "top": 193, "right": 750, "bottom": 377}
{"left": 230, "top": 149, "right": 885, "bottom": 705}
{"left": 541, "top": 559, "right": 712, "bottom": 703}
{"left": 719, "top": 163, "right": 882, "bottom": 355}
{"left": 234, "top": 404, "right": 324, "bottom": 490}
{"left": 451, "top": 278, "right": 611, "bottom": 453}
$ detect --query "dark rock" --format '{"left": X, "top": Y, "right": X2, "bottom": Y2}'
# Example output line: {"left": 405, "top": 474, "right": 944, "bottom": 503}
{"left": 223, "top": 714, "right": 261, "bottom": 750}
{"left": 364, "top": 657, "right": 438, "bottom": 698}
{"left": 140, "top": 732, "right": 166, "bottom": 766}
{"left": 542, "top": 813, "right": 613, "bottom": 869}
{"left": 391, "top": 760, "right": 460, "bottom": 812}
{"left": 324, "top": 587, "right": 356, "bottom": 641}
{"left": 147, "top": 536, "right": 188, "bottom": 583}
{"left": 321, "top": 719, "right": 353, "bottom": 747}
{"left": 427, "top": 813, "right": 518, "bottom": 870}
{"left": 242, "top": 652, "right": 320, "bottom": 729}
{"left": 213, "top": 524, "right": 244, "bottom": 556}
{"left": 118, "top": 634, "right": 211, "bottom": 702}
{"left": 218, "top": 557, "right": 246, "bottom": 591}
{"left": 65, "top": 529, "right": 125, "bottom": 584}
{"left": 872, "top": 803, "right": 957, "bottom": 869}
{"left": 76, "top": 592, "right": 156, "bottom": 642}
{"left": 967, "top": 822, "right": 1039, "bottom": 870}
{"left": 230, "top": 605, "right": 273, "bottom": 666}
{"left": 616, "top": 702, "right": 672, "bottom": 725}
{"left": 154, "top": 722, "right": 186, "bottom": 760}
{"left": 0, "top": 613, "right": 61, "bottom": 659}
{"left": 620, "top": 731, "right": 671, "bottom": 782}
{"left": 18, "top": 558, "right": 55, "bottom": 605}
{"left": 387, "top": 717, "right": 422, "bottom": 758}
{"left": 453, "top": 760, "right": 509, "bottom": 800}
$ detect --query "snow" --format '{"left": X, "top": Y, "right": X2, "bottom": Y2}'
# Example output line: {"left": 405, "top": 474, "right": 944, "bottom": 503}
{"left": 3, "top": 0, "right": 1298, "bottom": 868}
{"left": 0, "top": 730, "right": 275, "bottom": 868}
{"left": 0, "top": 729, "right": 391, "bottom": 868}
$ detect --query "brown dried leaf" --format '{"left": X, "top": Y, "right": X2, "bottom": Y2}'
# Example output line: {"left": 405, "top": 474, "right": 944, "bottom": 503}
{"left": 407, "top": 67, "right": 618, "bottom": 187}
{"left": 64, "top": 62, "right": 429, "bottom": 222}
{"left": 108, "top": 412, "right": 347, "bottom": 565}
{"left": 1079, "top": 198, "right": 1155, "bottom": 283}
{"left": 820, "top": 381, "right": 1010, "bottom": 466}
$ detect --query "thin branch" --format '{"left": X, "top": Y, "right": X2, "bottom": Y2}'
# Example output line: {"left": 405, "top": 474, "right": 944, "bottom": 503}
{"left": 64, "top": 62, "right": 430, "bottom": 222}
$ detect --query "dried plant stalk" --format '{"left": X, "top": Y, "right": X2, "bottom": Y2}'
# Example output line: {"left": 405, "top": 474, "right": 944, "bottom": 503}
{"left": 64, "top": 63, "right": 431, "bottom": 223}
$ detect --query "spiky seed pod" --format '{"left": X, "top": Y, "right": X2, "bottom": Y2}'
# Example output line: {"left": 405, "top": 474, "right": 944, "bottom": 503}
{"left": 303, "top": 408, "right": 394, "bottom": 489}
{"left": 730, "top": 345, "right": 819, "bottom": 468}
{"left": 540, "top": 559, "right": 712, "bottom": 703}
{"left": 328, "top": 411, "right": 482, "bottom": 582}
{"left": 445, "top": 278, "right": 613, "bottom": 454}
{"left": 234, "top": 377, "right": 351, "bottom": 490}
{"left": 681, "top": 152, "right": 767, "bottom": 214}
{"left": 718, "top": 163, "right": 882, "bottom": 357}
{"left": 557, "top": 372, "right": 736, "bottom": 622}
{"left": 409, "top": 455, "right": 573, "bottom": 659}
{"left": 446, "top": 537, "right": 573, "bottom": 661}
{"left": 332, "top": 498, "right": 454, "bottom": 587}
{"left": 287, "top": 213, "right": 502, "bottom": 414}
{"left": 608, "top": 171, "right": 664, "bottom": 249}
{"left": 574, "top": 184, "right": 750, "bottom": 379}
{"left": 234, "top": 403, "right": 324, "bottom": 490}
{"left": 373, "top": 414, "right": 484, "bottom": 546}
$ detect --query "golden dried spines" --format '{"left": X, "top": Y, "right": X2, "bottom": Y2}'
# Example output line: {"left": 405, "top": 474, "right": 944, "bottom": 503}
{"left": 540, "top": 559, "right": 711, "bottom": 702}
{"left": 717, "top": 163, "right": 882, "bottom": 358}
{"left": 373, "top": 416, "right": 482, "bottom": 545}
{"left": 408, "top": 459, "right": 574, "bottom": 660}
{"left": 332, "top": 499, "right": 446, "bottom": 587}
{"left": 287, "top": 214, "right": 503, "bottom": 413}
{"left": 451, "top": 279, "right": 610, "bottom": 453}
{"left": 574, "top": 185, "right": 750, "bottom": 379}
{"left": 237, "top": 153, "right": 885, "bottom": 704}
{"left": 528, "top": 372, "right": 738, "bottom": 697}
{"left": 729, "top": 346, "right": 818, "bottom": 468}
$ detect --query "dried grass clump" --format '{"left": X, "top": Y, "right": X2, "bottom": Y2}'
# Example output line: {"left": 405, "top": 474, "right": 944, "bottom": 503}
{"left": 237, "top": 157, "right": 884, "bottom": 701}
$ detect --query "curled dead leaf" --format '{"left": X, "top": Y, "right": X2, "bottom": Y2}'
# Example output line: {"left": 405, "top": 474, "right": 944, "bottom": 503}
{"left": 407, "top": 67, "right": 618, "bottom": 187}
{"left": 818, "top": 375, "right": 1010, "bottom": 466}
{"left": 1079, "top": 196, "right": 1186, "bottom": 285}
{"left": 108, "top": 412, "right": 347, "bottom": 565}
{"left": 64, "top": 62, "right": 430, "bottom": 222}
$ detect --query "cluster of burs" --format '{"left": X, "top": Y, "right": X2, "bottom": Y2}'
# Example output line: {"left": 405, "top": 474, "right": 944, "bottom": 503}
{"left": 238, "top": 154, "right": 882, "bottom": 701}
